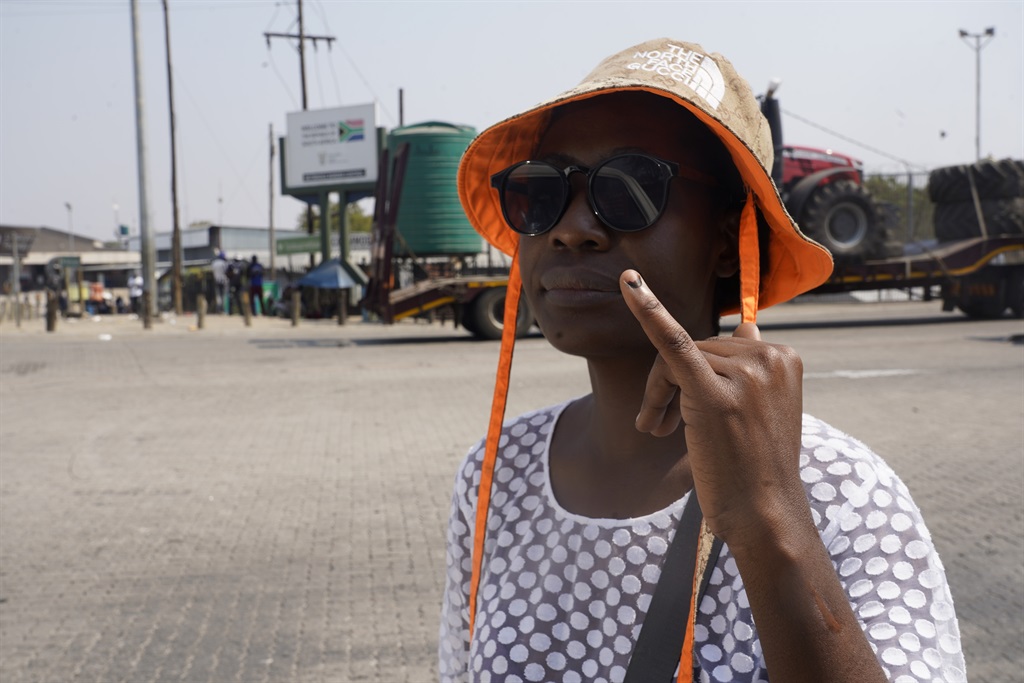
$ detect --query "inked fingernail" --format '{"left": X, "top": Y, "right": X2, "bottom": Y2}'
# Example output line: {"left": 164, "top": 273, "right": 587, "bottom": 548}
{"left": 626, "top": 275, "right": 643, "bottom": 289}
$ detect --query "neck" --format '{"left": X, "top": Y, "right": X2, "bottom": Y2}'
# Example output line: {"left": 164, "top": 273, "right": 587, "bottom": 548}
{"left": 581, "top": 352, "right": 688, "bottom": 465}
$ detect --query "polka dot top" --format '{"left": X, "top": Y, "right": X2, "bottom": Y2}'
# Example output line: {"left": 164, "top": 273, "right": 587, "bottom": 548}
{"left": 438, "top": 401, "right": 966, "bottom": 682}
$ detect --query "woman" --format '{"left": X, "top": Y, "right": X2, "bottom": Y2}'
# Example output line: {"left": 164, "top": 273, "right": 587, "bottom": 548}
{"left": 440, "top": 38, "right": 964, "bottom": 683}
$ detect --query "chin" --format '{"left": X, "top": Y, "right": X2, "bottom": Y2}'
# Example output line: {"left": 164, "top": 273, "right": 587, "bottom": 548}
{"left": 536, "top": 314, "right": 655, "bottom": 359}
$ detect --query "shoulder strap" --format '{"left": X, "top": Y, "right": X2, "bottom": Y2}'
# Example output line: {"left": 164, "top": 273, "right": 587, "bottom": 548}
{"left": 624, "top": 492, "right": 724, "bottom": 683}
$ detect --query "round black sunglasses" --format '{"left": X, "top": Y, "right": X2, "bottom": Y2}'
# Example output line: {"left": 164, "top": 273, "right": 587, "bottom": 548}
{"left": 489, "top": 153, "right": 716, "bottom": 236}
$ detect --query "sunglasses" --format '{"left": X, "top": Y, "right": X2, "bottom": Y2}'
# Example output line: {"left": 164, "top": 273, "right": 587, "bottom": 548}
{"left": 490, "top": 153, "right": 716, "bottom": 236}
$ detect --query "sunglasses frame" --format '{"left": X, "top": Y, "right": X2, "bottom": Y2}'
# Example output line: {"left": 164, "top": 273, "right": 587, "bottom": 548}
{"left": 490, "top": 153, "right": 717, "bottom": 236}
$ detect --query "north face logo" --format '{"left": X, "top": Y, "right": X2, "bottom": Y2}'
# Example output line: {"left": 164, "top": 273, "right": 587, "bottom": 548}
{"left": 627, "top": 44, "right": 725, "bottom": 109}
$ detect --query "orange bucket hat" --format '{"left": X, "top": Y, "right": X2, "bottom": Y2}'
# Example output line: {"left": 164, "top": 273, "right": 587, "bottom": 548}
{"left": 454, "top": 37, "right": 834, "bottom": 652}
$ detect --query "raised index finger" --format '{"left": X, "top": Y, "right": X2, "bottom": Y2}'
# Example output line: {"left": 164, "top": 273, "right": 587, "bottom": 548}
{"left": 619, "top": 269, "right": 714, "bottom": 388}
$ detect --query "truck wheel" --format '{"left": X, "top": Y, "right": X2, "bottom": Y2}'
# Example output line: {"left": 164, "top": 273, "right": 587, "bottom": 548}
{"left": 800, "top": 180, "right": 883, "bottom": 261}
{"left": 928, "top": 159, "right": 1024, "bottom": 203}
{"left": 468, "top": 287, "right": 533, "bottom": 340}
{"left": 933, "top": 198, "right": 1024, "bottom": 242}
{"left": 1006, "top": 269, "right": 1024, "bottom": 319}
{"left": 955, "top": 271, "right": 1009, "bottom": 319}
{"left": 459, "top": 303, "right": 480, "bottom": 336}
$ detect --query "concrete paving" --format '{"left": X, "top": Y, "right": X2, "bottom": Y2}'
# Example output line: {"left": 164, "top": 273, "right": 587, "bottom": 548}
{"left": 0, "top": 302, "right": 1021, "bottom": 682}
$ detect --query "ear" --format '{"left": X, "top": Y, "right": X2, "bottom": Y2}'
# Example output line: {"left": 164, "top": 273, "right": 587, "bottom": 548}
{"left": 714, "top": 207, "right": 741, "bottom": 278}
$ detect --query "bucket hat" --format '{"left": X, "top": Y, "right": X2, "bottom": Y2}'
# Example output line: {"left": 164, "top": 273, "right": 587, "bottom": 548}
{"left": 458, "top": 37, "right": 833, "bottom": 319}
{"left": 454, "top": 37, "right": 834, "bottom": 651}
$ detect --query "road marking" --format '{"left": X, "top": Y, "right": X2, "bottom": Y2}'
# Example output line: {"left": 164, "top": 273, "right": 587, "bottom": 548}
{"left": 805, "top": 369, "right": 921, "bottom": 380}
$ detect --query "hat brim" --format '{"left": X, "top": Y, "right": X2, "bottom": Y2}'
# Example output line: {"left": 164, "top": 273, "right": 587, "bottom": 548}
{"left": 457, "top": 85, "right": 833, "bottom": 314}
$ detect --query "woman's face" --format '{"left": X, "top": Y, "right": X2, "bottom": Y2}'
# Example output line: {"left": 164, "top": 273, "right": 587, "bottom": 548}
{"left": 517, "top": 93, "right": 737, "bottom": 358}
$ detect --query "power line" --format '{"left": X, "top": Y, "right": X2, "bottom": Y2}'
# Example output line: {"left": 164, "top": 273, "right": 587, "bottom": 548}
{"left": 780, "top": 108, "right": 925, "bottom": 172}
{"left": 312, "top": 0, "right": 395, "bottom": 125}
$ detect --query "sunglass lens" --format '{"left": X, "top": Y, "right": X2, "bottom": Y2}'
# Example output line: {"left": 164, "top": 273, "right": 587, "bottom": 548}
{"left": 502, "top": 163, "right": 566, "bottom": 235}
{"left": 592, "top": 155, "right": 669, "bottom": 231}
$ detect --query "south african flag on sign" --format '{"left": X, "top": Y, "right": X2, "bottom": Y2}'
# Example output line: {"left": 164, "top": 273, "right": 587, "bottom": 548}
{"left": 338, "top": 119, "right": 365, "bottom": 142}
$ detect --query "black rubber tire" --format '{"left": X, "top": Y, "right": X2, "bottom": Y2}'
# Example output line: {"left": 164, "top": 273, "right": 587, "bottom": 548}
{"left": 1006, "top": 269, "right": 1024, "bottom": 319}
{"left": 800, "top": 180, "right": 884, "bottom": 261}
{"left": 459, "top": 303, "right": 480, "bottom": 336}
{"left": 928, "top": 159, "right": 1024, "bottom": 203}
{"left": 932, "top": 198, "right": 1024, "bottom": 242}
{"left": 467, "top": 287, "right": 533, "bottom": 340}
{"left": 956, "top": 271, "right": 1009, "bottom": 319}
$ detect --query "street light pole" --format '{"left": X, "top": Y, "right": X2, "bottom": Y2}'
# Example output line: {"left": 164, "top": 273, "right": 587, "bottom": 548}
{"left": 959, "top": 27, "right": 996, "bottom": 161}
{"left": 64, "top": 202, "right": 73, "bottom": 252}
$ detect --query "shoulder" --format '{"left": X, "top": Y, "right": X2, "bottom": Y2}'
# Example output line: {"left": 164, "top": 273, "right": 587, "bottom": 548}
{"left": 799, "top": 414, "right": 914, "bottom": 532}
{"left": 453, "top": 402, "right": 565, "bottom": 504}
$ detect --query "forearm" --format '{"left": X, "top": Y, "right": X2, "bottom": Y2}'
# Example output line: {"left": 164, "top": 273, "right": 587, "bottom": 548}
{"left": 730, "top": 508, "right": 887, "bottom": 683}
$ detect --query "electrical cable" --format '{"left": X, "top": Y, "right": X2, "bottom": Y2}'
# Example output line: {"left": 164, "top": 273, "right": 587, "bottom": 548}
{"left": 781, "top": 107, "right": 926, "bottom": 172}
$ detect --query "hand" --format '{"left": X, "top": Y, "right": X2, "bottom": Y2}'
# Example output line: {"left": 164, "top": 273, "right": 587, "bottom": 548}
{"left": 620, "top": 269, "right": 808, "bottom": 549}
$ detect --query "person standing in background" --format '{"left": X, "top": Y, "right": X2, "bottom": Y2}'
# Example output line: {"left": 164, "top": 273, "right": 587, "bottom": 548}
{"left": 128, "top": 271, "right": 143, "bottom": 316}
{"left": 211, "top": 251, "right": 229, "bottom": 314}
{"left": 248, "top": 255, "right": 265, "bottom": 315}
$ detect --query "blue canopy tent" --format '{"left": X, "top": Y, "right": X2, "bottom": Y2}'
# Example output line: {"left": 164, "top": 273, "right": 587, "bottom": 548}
{"left": 297, "top": 258, "right": 367, "bottom": 289}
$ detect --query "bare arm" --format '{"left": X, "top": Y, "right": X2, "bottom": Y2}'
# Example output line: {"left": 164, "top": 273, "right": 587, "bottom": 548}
{"left": 620, "top": 269, "right": 887, "bottom": 682}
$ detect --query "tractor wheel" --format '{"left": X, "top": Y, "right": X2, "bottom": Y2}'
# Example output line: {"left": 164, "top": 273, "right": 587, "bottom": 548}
{"left": 467, "top": 287, "right": 533, "bottom": 340}
{"left": 932, "top": 198, "right": 1024, "bottom": 242}
{"left": 928, "top": 159, "right": 1024, "bottom": 203}
{"left": 800, "top": 180, "right": 884, "bottom": 261}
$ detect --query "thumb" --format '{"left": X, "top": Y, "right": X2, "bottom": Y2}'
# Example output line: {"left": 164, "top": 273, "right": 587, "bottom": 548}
{"left": 732, "top": 321, "right": 762, "bottom": 341}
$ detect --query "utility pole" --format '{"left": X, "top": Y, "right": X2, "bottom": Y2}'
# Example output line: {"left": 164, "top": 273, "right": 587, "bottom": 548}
{"left": 959, "top": 27, "right": 996, "bottom": 161}
{"left": 130, "top": 0, "right": 155, "bottom": 329}
{"left": 269, "top": 122, "right": 276, "bottom": 281}
{"left": 264, "top": 0, "right": 335, "bottom": 267}
{"left": 162, "top": 0, "right": 183, "bottom": 315}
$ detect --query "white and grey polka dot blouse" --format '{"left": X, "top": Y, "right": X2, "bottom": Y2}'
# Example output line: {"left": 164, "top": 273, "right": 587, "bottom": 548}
{"left": 439, "top": 401, "right": 966, "bottom": 683}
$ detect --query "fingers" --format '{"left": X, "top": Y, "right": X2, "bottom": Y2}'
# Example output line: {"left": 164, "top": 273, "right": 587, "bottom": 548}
{"left": 619, "top": 270, "right": 711, "bottom": 390}
{"left": 732, "top": 321, "right": 762, "bottom": 341}
{"left": 635, "top": 355, "right": 683, "bottom": 437}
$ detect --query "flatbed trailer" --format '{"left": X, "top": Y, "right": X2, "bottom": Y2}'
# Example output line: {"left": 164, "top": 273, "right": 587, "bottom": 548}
{"left": 360, "top": 143, "right": 530, "bottom": 339}
{"left": 812, "top": 234, "right": 1023, "bottom": 318}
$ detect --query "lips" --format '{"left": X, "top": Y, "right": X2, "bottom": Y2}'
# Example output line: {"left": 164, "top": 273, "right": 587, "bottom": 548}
{"left": 538, "top": 267, "right": 623, "bottom": 307}
{"left": 540, "top": 267, "right": 620, "bottom": 293}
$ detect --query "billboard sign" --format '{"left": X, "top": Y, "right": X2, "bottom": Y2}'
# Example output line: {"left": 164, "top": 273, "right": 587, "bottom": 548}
{"left": 285, "top": 104, "right": 378, "bottom": 191}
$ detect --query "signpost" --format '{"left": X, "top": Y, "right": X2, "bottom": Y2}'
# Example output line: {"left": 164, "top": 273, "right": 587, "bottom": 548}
{"left": 281, "top": 103, "right": 379, "bottom": 265}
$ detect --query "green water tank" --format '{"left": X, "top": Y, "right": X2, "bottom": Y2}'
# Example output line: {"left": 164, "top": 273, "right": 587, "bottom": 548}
{"left": 388, "top": 121, "right": 481, "bottom": 256}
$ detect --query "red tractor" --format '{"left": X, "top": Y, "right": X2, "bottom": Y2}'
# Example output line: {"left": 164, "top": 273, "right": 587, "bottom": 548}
{"left": 760, "top": 83, "right": 892, "bottom": 261}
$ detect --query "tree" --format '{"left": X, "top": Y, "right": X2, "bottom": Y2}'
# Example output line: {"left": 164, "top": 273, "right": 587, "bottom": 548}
{"left": 295, "top": 200, "right": 373, "bottom": 233}
{"left": 863, "top": 173, "right": 935, "bottom": 241}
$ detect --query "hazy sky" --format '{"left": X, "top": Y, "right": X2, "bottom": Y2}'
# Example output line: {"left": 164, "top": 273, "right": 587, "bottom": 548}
{"left": 1, "top": 0, "right": 1021, "bottom": 242}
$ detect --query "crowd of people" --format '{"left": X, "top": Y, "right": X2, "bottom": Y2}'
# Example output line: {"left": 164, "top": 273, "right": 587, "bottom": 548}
{"left": 211, "top": 252, "right": 268, "bottom": 315}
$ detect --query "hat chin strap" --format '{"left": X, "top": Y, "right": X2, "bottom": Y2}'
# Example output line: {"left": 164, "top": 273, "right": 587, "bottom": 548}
{"left": 468, "top": 247, "right": 522, "bottom": 640}
{"left": 468, "top": 196, "right": 757, "bottom": 637}
{"left": 739, "top": 190, "right": 760, "bottom": 324}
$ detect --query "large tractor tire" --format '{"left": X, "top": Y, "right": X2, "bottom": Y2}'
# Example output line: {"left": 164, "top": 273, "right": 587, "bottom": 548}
{"left": 465, "top": 287, "right": 533, "bottom": 340}
{"left": 928, "top": 159, "right": 1024, "bottom": 203}
{"left": 800, "top": 180, "right": 884, "bottom": 261}
{"left": 932, "top": 198, "right": 1024, "bottom": 242}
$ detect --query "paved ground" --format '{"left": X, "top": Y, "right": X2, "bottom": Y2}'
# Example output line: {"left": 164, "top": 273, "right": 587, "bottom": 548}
{"left": 0, "top": 302, "right": 1021, "bottom": 683}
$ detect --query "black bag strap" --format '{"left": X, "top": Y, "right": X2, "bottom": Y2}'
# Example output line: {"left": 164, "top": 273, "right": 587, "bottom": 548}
{"left": 624, "top": 492, "right": 724, "bottom": 683}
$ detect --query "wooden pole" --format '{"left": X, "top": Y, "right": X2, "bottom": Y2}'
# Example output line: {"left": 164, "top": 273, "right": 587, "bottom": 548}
{"left": 162, "top": 0, "right": 183, "bottom": 316}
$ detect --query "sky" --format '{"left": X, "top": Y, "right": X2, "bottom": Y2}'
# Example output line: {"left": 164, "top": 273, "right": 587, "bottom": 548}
{"left": 1, "top": 0, "right": 1022, "bottom": 242}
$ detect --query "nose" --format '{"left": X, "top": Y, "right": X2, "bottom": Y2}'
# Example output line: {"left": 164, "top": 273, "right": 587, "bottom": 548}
{"left": 545, "top": 176, "right": 612, "bottom": 251}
